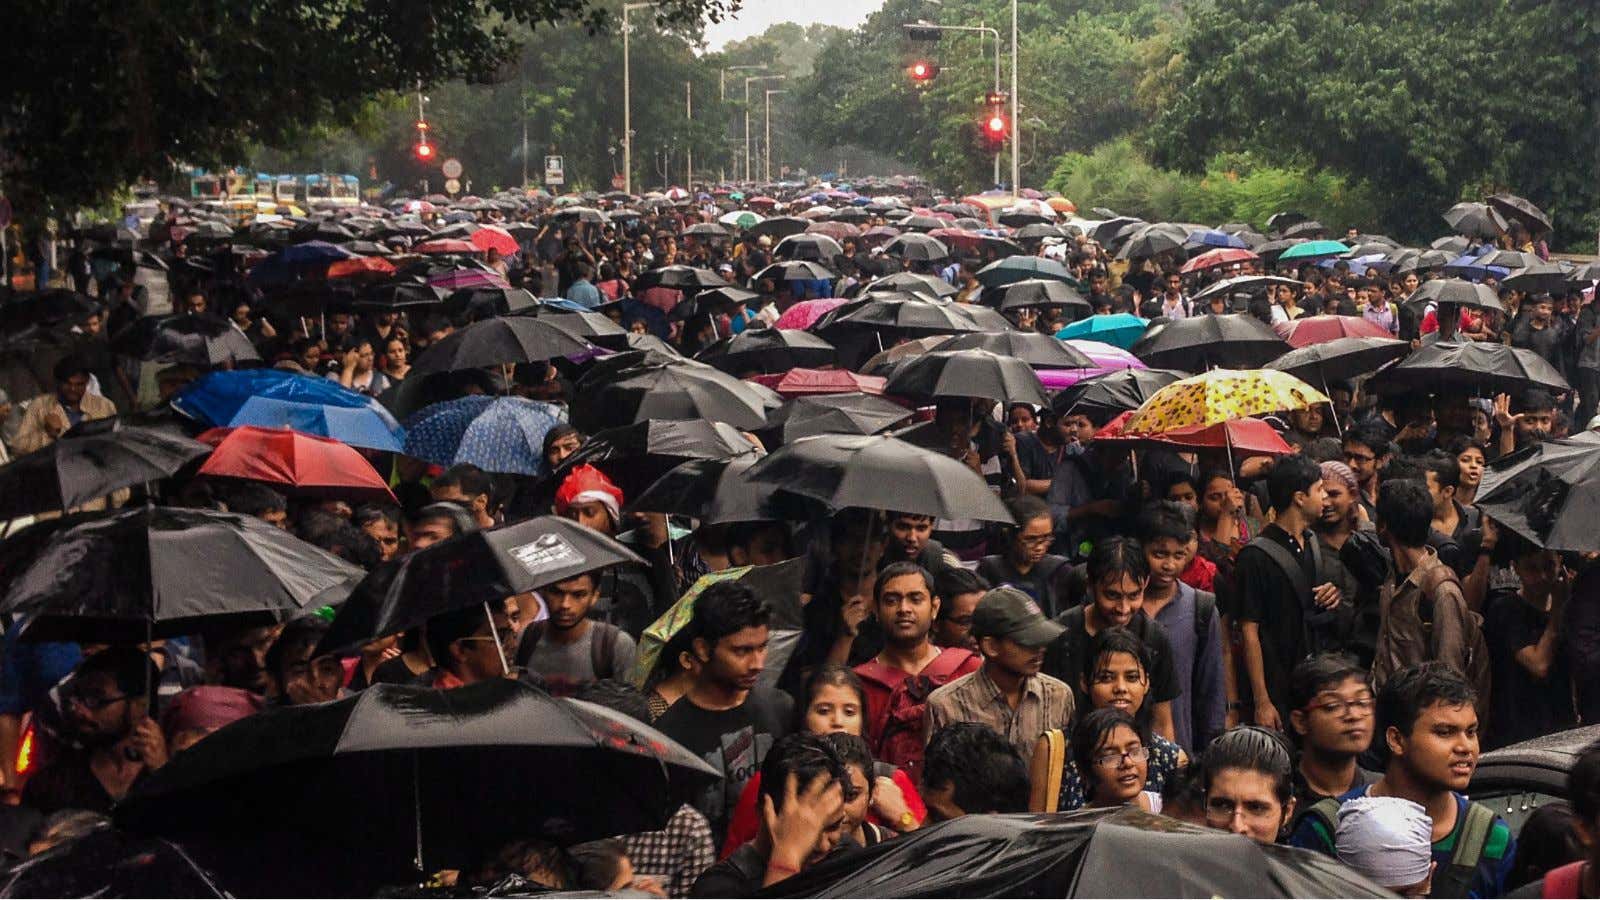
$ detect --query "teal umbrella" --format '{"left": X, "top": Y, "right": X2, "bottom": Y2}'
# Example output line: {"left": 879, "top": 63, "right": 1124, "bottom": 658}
{"left": 974, "top": 255, "right": 1076, "bottom": 288}
{"left": 1056, "top": 313, "right": 1149, "bottom": 350}
{"left": 1277, "top": 239, "right": 1351, "bottom": 262}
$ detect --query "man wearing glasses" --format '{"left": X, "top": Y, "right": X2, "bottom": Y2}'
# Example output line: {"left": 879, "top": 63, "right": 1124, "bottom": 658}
{"left": 1286, "top": 653, "right": 1377, "bottom": 829}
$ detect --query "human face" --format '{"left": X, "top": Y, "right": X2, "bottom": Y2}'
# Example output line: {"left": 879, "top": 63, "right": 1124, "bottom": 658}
{"left": 933, "top": 591, "right": 982, "bottom": 651}
{"left": 1389, "top": 700, "right": 1479, "bottom": 793}
{"left": 1423, "top": 471, "right": 1454, "bottom": 515}
{"left": 1320, "top": 478, "right": 1355, "bottom": 528}
{"left": 1090, "top": 573, "right": 1145, "bottom": 630}
{"left": 563, "top": 500, "right": 613, "bottom": 535}
{"left": 804, "top": 682, "right": 864, "bottom": 737}
{"left": 876, "top": 572, "right": 938, "bottom": 647}
{"left": 1455, "top": 446, "right": 1485, "bottom": 489}
{"left": 841, "top": 764, "right": 873, "bottom": 837}
{"left": 1290, "top": 406, "right": 1323, "bottom": 435}
{"left": 361, "top": 518, "right": 400, "bottom": 561}
{"left": 1165, "top": 481, "right": 1198, "bottom": 509}
{"left": 806, "top": 781, "right": 850, "bottom": 864}
{"left": 1532, "top": 300, "right": 1553, "bottom": 325}
{"left": 1292, "top": 675, "right": 1375, "bottom": 757}
{"left": 59, "top": 373, "right": 89, "bottom": 408}
{"left": 385, "top": 340, "right": 407, "bottom": 367}
{"left": 1143, "top": 537, "right": 1188, "bottom": 589}
{"left": 699, "top": 624, "right": 770, "bottom": 692}
{"left": 1518, "top": 408, "right": 1554, "bottom": 443}
{"left": 1089, "top": 724, "right": 1149, "bottom": 806}
{"left": 1008, "top": 406, "right": 1038, "bottom": 434}
{"left": 1296, "top": 478, "right": 1329, "bottom": 522}
{"left": 1199, "top": 476, "right": 1235, "bottom": 523}
{"left": 922, "top": 780, "right": 966, "bottom": 823}
{"left": 406, "top": 516, "right": 456, "bottom": 551}
{"left": 1205, "top": 768, "right": 1292, "bottom": 844}
{"left": 452, "top": 612, "right": 512, "bottom": 683}
{"left": 981, "top": 635, "right": 1046, "bottom": 679}
{"left": 1088, "top": 651, "right": 1149, "bottom": 717}
{"left": 890, "top": 516, "right": 933, "bottom": 560}
{"left": 64, "top": 671, "right": 136, "bottom": 745}
{"left": 1402, "top": 273, "right": 1420, "bottom": 293}
{"left": 541, "top": 575, "right": 599, "bottom": 632}
{"left": 1012, "top": 515, "right": 1054, "bottom": 567}
{"left": 277, "top": 644, "right": 344, "bottom": 706}
{"left": 1343, "top": 440, "right": 1380, "bottom": 484}
{"left": 1062, "top": 414, "right": 1097, "bottom": 446}
{"left": 213, "top": 626, "right": 277, "bottom": 693}
{"left": 185, "top": 293, "right": 207, "bottom": 315}
{"left": 258, "top": 507, "right": 290, "bottom": 531}
{"left": 545, "top": 432, "right": 582, "bottom": 468}
{"left": 299, "top": 345, "right": 322, "bottom": 371}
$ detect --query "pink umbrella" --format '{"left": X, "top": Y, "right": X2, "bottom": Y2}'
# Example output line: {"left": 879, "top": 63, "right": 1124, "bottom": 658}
{"left": 1062, "top": 339, "right": 1146, "bottom": 370}
{"left": 427, "top": 268, "right": 509, "bottom": 291}
{"left": 775, "top": 298, "right": 849, "bottom": 330}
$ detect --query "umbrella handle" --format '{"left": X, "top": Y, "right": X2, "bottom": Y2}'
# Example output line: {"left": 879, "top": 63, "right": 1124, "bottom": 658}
{"left": 483, "top": 600, "right": 511, "bottom": 676}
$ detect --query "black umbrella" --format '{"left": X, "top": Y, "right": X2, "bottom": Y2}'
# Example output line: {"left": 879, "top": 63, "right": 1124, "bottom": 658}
{"left": 1368, "top": 341, "right": 1569, "bottom": 396}
{"left": 547, "top": 418, "right": 760, "bottom": 505}
{"left": 760, "top": 807, "right": 1389, "bottom": 899}
{"left": 1266, "top": 211, "right": 1309, "bottom": 231}
{"left": 1254, "top": 238, "right": 1307, "bottom": 262}
{"left": 997, "top": 208, "right": 1054, "bottom": 227}
{"left": 746, "top": 216, "right": 810, "bottom": 240}
{"left": 827, "top": 206, "right": 872, "bottom": 223}
{"left": 0, "top": 507, "right": 361, "bottom": 643}
{"left": 409, "top": 316, "right": 592, "bottom": 377}
{"left": 682, "top": 222, "right": 731, "bottom": 239}
{"left": 1118, "top": 223, "right": 1187, "bottom": 259}
{"left": 445, "top": 286, "right": 539, "bottom": 319}
{"left": 864, "top": 272, "right": 957, "bottom": 299}
{"left": 744, "top": 433, "right": 1014, "bottom": 522}
{"left": 695, "top": 327, "right": 836, "bottom": 374}
{"left": 570, "top": 358, "right": 773, "bottom": 432}
{"left": 773, "top": 233, "right": 844, "bottom": 262}
{"left": 0, "top": 426, "right": 209, "bottom": 520}
{"left": 1487, "top": 192, "right": 1552, "bottom": 234}
{"left": 1474, "top": 249, "right": 1543, "bottom": 270}
{"left": 627, "top": 455, "right": 785, "bottom": 524}
{"left": 884, "top": 233, "right": 951, "bottom": 262}
{"left": 635, "top": 265, "right": 731, "bottom": 292}
{"left": 1130, "top": 314, "right": 1289, "bottom": 370}
{"left": 1443, "top": 202, "right": 1502, "bottom": 239}
{"left": 761, "top": 392, "right": 912, "bottom": 443}
{"left": 535, "top": 308, "right": 628, "bottom": 343}
{"left": 1502, "top": 263, "right": 1569, "bottom": 296}
{"left": 1401, "top": 279, "right": 1504, "bottom": 313}
{"left": 1190, "top": 275, "right": 1304, "bottom": 306}
{"left": 886, "top": 349, "right": 1050, "bottom": 406}
{"left": 1475, "top": 432, "right": 1600, "bottom": 552}
{"left": 260, "top": 282, "right": 359, "bottom": 317}
{"left": 1266, "top": 336, "right": 1412, "bottom": 385}
{"left": 0, "top": 289, "right": 100, "bottom": 334}
{"left": 998, "top": 278, "right": 1090, "bottom": 312}
{"left": 550, "top": 205, "right": 609, "bottom": 225}
{"left": 109, "top": 314, "right": 261, "bottom": 366}
{"left": 1051, "top": 368, "right": 1188, "bottom": 419}
{"left": 814, "top": 295, "right": 984, "bottom": 340}
{"left": 1569, "top": 262, "right": 1600, "bottom": 285}
{"left": 1431, "top": 235, "right": 1471, "bottom": 253}
{"left": 936, "top": 331, "right": 1096, "bottom": 369}
{"left": 352, "top": 280, "right": 445, "bottom": 311}
{"left": 1282, "top": 220, "right": 1328, "bottom": 239}
{"left": 0, "top": 827, "right": 228, "bottom": 898}
{"left": 896, "top": 214, "right": 944, "bottom": 232}
{"left": 114, "top": 680, "right": 719, "bottom": 898}
{"left": 1090, "top": 217, "right": 1143, "bottom": 246}
{"left": 1012, "top": 223, "right": 1068, "bottom": 241}
{"left": 752, "top": 260, "right": 836, "bottom": 284}
{"left": 1394, "top": 249, "right": 1454, "bottom": 275}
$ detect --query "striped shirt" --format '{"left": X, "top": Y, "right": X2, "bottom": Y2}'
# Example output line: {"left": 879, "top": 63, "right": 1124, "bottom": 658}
{"left": 925, "top": 665, "right": 1075, "bottom": 761}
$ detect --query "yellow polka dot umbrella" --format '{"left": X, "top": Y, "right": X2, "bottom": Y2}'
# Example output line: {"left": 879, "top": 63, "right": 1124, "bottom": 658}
{"left": 1122, "top": 368, "right": 1330, "bottom": 434}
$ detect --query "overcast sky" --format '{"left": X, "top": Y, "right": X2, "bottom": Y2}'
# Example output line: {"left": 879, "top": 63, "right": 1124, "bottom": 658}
{"left": 702, "top": 0, "right": 887, "bottom": 49}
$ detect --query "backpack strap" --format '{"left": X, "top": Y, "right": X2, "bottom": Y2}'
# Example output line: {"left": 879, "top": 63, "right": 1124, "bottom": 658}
{"left": 1449, "top": 801, "right": 1496, "bottom": 871}
{"left": 1542, "top": 861, "right": 1585, "bottom": 899}
{"left": 516, "top": 622, "right": 545, "bottom": 669}
{"left": 1192, "top": 588, "right": 1218, "bottom": 701}
{"left": 1042, "top": 729, "right": 1067, "bottom": 814}
{"left": 920, "top": 648, "right": 978, "bottom": 683}
{"left": 1304, "top": 797, "right": 1344, "bottom": 853}
{"left": 1245, "top": 536, "right": 1314, "bottom": 602}
{"left": 589, "top": 621, "right": 619, "bottom": 680}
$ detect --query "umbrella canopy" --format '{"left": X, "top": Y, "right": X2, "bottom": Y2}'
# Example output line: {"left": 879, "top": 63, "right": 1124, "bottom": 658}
{"left": 884, "top": 233, "right": 951, "bottom": 261}
{"left": 752, "top": 260, "right": 836, "bottom": 283}
{"left": 114, "top": 680, "right": 719, "bottom": 897}
{"left": 1124, "top": 368, "right": 1329, "bottom": 434}
{"left": 537, "top": 308, "right": 628, "bottom": 343}
{"left": 866, "top": 271, "right": 959, "bottom": 299}
{"left": 886, "top": 349, "right": 1050, "bottom": 406}
{"left": 547, "top": 418, "right": 758, "bottom": 508}
{"left": 1266, "top": 336, "right": 1412, "bottom": 385}
{"left": 1443, "top": 202, "right": 1502, "bottom": 239}
{"left": 110, "top": 314, "right": 261, "bottom": 366}
{"left": 936, "top": 331, "right": 1096, "bottom": 369}
{"left": 761, "top": 392, "right": 910, "bottom": 443}
{"left": 409, "top": 316, "right": 591, "bottom": 377}
{"left": 746, "top": 216, "right": 809, "bottom": 240}
{"left": 1277, "top": 239, "right": 1350, "bottom": 261}
{"left": 626, "top": 455, "right": 785, "bottom": 524}
{"left": 0, "top": 289, "right": 101, "bottom": 334}
{"left": 412, "top": 238, "right": 479, "bottom": 255}
{"left": 748, "top": 368, "right": 888, "bottom": 398}
{"left": 694, "top": 327, "right": 836, "bottom": 375}
{"left": 0, "top": 506, "right": 361, "bottom": 643}
{"left": 1487, "top": 192, "right": 1551, "bottom": 234}
{"left": 744, "top": 433, "right": 1014, "bottom": 522}
{"left": 761, "top": 807, "right": 1389, "bottom": 898}
{"left": 1273, "top": 315, "right": 1394, "bottom": 347}
{"left": 352, "top": 280, "right": 445, "bottom": 312}
{"left": 1502, "top": 263, "right": 1569, "bottom": 295}
{"left": 0, "top": 827, "right": 229, "bottom": 898}
{"left": 719, "top": 210, "right": 763, "bottom": 229}
{"left": 814, "top": 296, "right": 984, "bottom": 338}
{"left": 0, "top": 426, "right": 209, "bottom": 520}
{"left": 445, "top": 286, "right": 539, "bottom": 319}
{"left": 1119, "top": 223, "right": 1188, "bottom": 259}
{"left": 975, "top": 255, "right": 1075, "bottom": 288}
{"left": 773, "top": 297, "right": 851, "bottom": 330}
{"left": 1475, "top": 433, "right": 1600, "bottom": 552}
{"left": 570, "top": 358, "right": 772, "bottom": 433}
{"left": 198, "top": 426, "right": 395, "bottom": 503}
{"left": 858, "top": 335, "right": 957, "bottom": 376}
{"left": 631, "top": 559, "right": 806, "bottom": 692}
{"left": 1368, "top": 341, "right": 1569, "bottom": 396}
{"left": 172, "top": 369, "right": 405, "bottom": 452}
{"left": 1402, "top": 279, "right": 1505, "bottom": 313}
{"left": 998, "top": 278, "right": 1090, "bottom": 312}
{"left": 1131, "top": 314, "right": 1289, "bottom": 370}
{"left": 774, "top": 233, "right": 844, "bottom": 262}
{"left": 635, "top": 265, "right": 731, "bottom": 292}
{"left": 1181, "top": 247, "right": 1258, "bottom": 273}
{"left": 1056, "top": 313, "right": 1150, "bottom": 350}
{"left": 401, "top": 396, "right": 564, "bottom": 477}
{"left": 1095, "top": 410, "right": 1295, "bottom": 456}
{"left": 1051, "top": 368, "right": 1188, "bottom": 419}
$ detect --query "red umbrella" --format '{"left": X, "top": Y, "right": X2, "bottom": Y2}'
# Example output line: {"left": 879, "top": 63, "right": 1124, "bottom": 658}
{"left": 1094, "top": 411, "right": 1293, "bottom": 456}
{"left": 805, "top": 221, "right": 861, "bottom": 242}
{"left": 929, "top": 228, "right": 984, "bottom": 252}
{"left": 198, "top": 426, "right": 397, "bottom": 503}
{"left": 469, "top": 226, "right": 520, "bottom": 256}
{"left": 412, "top": 239, "right": 479, "bottom": 255}
{"left": 747, "top": 196, "right": 777, "bottom": 208}
{"left": 1180, "top": 248, "right": 1259, "bottom": 273}
{"left": 746, "top": 368, "right": 887, "bottom": 397}
{"left": 326, "top": 256, "right": 396, "bottom": 280}
{"left": 1274, "top": 315, "right": 1393, "bottom": 348}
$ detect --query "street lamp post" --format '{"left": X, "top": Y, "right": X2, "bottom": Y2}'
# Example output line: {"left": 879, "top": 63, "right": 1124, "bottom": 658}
{"left": 719, "top": 64, "right": 767, "bottom": 183}
{"left": 902, "top": 20, "right": 1002, "bottom": 186}
{"left": 743, "top": 74, "right": 785, "bottom": 184}
{"left": 764, "top": 89, "right": 787, "bottom": 183}
{"left": 621, "top": 1, "right": 657, "bottom": 196}
{"left": 685, "top": 81, "right": 693, "bottom": 188}
{"left": 1010, "top": 0, "right": 1020, "bottom": 200}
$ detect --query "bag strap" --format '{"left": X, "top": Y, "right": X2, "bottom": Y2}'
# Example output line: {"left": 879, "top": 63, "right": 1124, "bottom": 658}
{"left": 590, "top": 621, "right": 618, "bottom": 680}
{"left": 1449, "top": 801, "right": 1495, "bottom": 871}
{"left": 1305, "top": 797, "right": 1343, "bottom": 852}
{"left": 920, "top": 648, "right": 977, "bottom": 683}
{"left": 1542, "top": 861, "right": 1585, "bottom": 899}
{"left": 516, "top": 622, "right": 546, "bottom": 669}
{"left": 1246, "top": 536, "right": 1314, "bottom": 602}
{"left": 1192, "top": 588, "right": 1217, "bottom": 690}
{"left": 1042, "top": 729, "right": 1067, "bottom": 814}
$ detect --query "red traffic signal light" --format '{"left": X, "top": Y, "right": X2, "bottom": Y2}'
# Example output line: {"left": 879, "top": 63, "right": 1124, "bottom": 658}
{"left": 908, "top": 60, "right": 939, "bottom": 82}
{"left": 414, "top": 141, "right": 435, "bottom": 162}
{"left": 986, "top": 114, "right": 1007, "bottom": 135}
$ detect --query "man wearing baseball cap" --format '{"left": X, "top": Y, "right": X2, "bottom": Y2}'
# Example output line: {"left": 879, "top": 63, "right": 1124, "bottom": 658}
{"left": 925, "top": 587, "right": 1075, "bottom": 760}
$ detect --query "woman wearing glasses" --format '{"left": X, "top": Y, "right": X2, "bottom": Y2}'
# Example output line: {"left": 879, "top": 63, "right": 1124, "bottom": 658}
{"left": 1072, "top": 707, "right": 1162, "bottom": 811}
{"left": 978, "top": 496, "right": 1071, "bottom": 618}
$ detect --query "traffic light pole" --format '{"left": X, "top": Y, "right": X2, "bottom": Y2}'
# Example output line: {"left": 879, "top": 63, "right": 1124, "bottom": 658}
{"left": 1011, "top": 0, "right": 1020, "bottom": 200}
{"left": 765, "top": 89, "right": 787, "bottom": 182}
{"left": 903, "top": 21, "right": 1002, "bottom": 187}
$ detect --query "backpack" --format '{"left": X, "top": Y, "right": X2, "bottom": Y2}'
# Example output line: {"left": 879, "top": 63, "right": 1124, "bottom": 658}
{"left": 1380, "top": 562, "right": 1493, "bottom": 731}
{"left": 1192, "top": 587, "right": 1218, "bottom": 690}
{"left": 1304, "top": 796, "right": 1498, "bottom": 899}
{"left": 515, "top": 620, "right": 622, "bottom": 683}
{"left": 856, "top": 648, "right": 977, "bottom": 782}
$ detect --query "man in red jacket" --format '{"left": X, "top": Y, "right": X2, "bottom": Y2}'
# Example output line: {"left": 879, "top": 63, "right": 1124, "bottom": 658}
{"left": 854, "top": 561, "right": 980, "bottom": 781}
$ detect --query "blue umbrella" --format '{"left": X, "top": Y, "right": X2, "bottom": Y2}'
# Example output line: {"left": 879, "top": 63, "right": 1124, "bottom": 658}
{"left": 172, "top": 369, "right": 405, "bottom": 452}
{"left": 538, "top": 297, "right": 593, "bottom": 313}
{"left": 401, "top": 396, "right": 564, "bottom": 476}
{"left": 1186, "top": 229, "right": 1248, "bottom": 250}
{"left": 1443, "top": 252, "right": 1510, "bottom": 282}
{"left": 1056, "top": 313, "right": 1150, "bottom": 350}
{"left": 248, "top": 241, "right": 357, "bottom": 287}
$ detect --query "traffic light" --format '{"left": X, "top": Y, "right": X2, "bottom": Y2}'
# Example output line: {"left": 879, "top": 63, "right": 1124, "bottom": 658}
{"left": 908, "top": 60, "right": 939, "bottom": 83}
{"left": 982, "top": 91, "right": 1009, "bottom": 151}
{"left": 902, "top": 21, "right": 944, "bottom": 42}
{"left": 414, "top": 141, "right": 436, "bottom": 162}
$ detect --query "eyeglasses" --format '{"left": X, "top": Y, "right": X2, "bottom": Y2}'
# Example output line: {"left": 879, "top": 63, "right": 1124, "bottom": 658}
{"left": 1017, "top": 534, "right": 1054, "bottom": 548}
{"left": 1343, "top": 451, "right": 1376, "bottom": 464}
{"left": 1306, "top": 695, "right": 1375, "bottom": 717}
{"left": 68, "top": 690, "right": 131, "bottom": 712}
{"left": 1092, "top": 746, "right": 1148, "bottom": 769}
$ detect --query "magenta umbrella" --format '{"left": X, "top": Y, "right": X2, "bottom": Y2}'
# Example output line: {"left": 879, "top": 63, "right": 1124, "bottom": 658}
{"left": 774, "top": 297, "right": 850, "bottom": 330}
{"left": 428, "top": 269, "right": 509, "bottom": 292}
{"left": 1062, "top": 339, "right": 1145, "bottom": 370}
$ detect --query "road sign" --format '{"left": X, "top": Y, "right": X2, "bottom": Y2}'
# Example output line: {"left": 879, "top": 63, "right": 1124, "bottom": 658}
{"left": 544, "top": 155, "right": 564, "bottom": 186}
{"left": 441, "top": 157, "right": 463, "bottom": 179}
{"left": 444, "top": 178, "right": 461, "bottom": 195}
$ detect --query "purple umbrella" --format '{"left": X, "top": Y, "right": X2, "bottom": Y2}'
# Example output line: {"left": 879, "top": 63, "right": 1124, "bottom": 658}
{"left": 428, "top": 268, "right": 510, "bottom": 292}
{"left": 1036, "top": 342, "right": 1147, "bottom": 392}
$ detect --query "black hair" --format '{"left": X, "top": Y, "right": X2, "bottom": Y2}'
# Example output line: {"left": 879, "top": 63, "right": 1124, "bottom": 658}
{"left": 297, "top": 512, "right": 383, "bottom": 569}
{"left": 1288, "top": 652, "right": 1371, "bottom": 713}
{"left": 409, "top": 501, "right": 477, "bottom": 536}
{"left": 1375, "top": 478, "right": 1434, "bottom": 549}
{"left": 1136, "top": 500, "right": 1195, "bottom": 545}
{"left": 1509, "top": 802, "right": 1583, "bottom": 891}
{"left": 823, "top": 731, "right": 877, "bottom": 788}
{"left": 829, "top": 507, "right": 889, "bottom": 547}
{"left": 1443, "top": 433, "right": 1485, "bottom": 458}
{"left": 572, "top": 679, "right": 652, "bottom": 724}
{"left": 1343, "top": 423, "right": 1391, "bottom": 460}
{"left": 933, "top": 567, "right": 988, "bottom": 621}
{"left": 799, "top": 664, "right": 868, "bottom": 733}
{"left": 1072, "top": 707, "right": 1149, "bottom": 801}
{"left": 889, "top": 510, "right": 937, "bottom": 524}
{"left": 264, "top": 616, "right": 332, "bottom": 683}
{"left": 1421, "top": 450, "right": 1460, "bottom": 491}
{"left": 227, "top": 483, "right": 287, "bottom": 518}
{"left": 423, "top": 604, "right": 496, "bottom": 675}
{"left": 1519, "top": 389, "right": 1556, "bottom": 413}
{"left": 922, "top": 723, "right": 1030, "bottom": 815}
{"left": 1570, "top": 741, "right": 1600, "bottom": 824}
{"left": 875, "top": 560, "right": 934, "bottom": 606}
{"left": 51, "top": 355, "right": 91, "bottom": 384}
{"left": 1381, "top": 455, "right": 1424, "bottom": 483}
{"left": 1005, "top": 495, "right": 1051, "bottom": 534}
{"left": 758, "top": 733, "right": 852, "bottom": 814}
{"left": 433, "top": 463, "right": 493, "bottom": 504}
{"left": 1376, "top": 661, "right": 1478, "bottom": 741}
{"left": 1304, "top": 436, "right": 1345, "bottom": 464}
{"left": 1086, "top": 536, "right": 1148, "bottom": 587}
{"left": 567, "top": 839, "right": 626, "bottom": 892}
{"left": 689, "top": 581, "right": 771, "bottom": 649}
{"left": 73, "top": 646, "right": 153, "bottom": 705}
{"left": 727, "top": 519, "right": 792, "bottom": 558}
{"left": 1200, "top": 726, "right": 1295, "bottom": 804}
{"left": 353, "top": 503, "right": 401, "bottom": 531}
{"left": 542, "top": 424, "right": 581, "bottom": 459}
{"left": 1157, "top": 469, "right": 1201, "bottom": 501}
{"left": 1265, "top": 454, "right": 1323, "bottom": 514}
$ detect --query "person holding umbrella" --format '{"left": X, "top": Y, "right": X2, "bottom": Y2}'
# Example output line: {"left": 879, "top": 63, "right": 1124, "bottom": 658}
{"left": 422, "top": 600, "right": 519, "bottom": 691}
{"left": 12, "top": 357, "right": 116, "bottom": 455}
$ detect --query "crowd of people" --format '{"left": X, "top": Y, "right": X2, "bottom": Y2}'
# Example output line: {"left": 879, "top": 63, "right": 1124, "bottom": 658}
{"left": 0, "top": 181, "right": 1596, "bottom": 898}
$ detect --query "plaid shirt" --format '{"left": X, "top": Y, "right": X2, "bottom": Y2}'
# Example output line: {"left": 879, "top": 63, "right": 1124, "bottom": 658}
{"left": 622, "top": 803, "right": 717, "bottom": 899}
{"left": 925, "top": 665, "right": 1075, "bottom": 762}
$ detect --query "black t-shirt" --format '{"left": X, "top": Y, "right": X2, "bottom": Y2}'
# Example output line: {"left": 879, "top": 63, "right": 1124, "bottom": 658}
{"left": 1484, "top": 588, "right": 1576, "bottom": 749}
{"left": 22, "top": 754, "right": 148, "bottom": 815}
{"left": 1231, "top": 524, "right": 1315, "bottom": 719}
{"left": 977, "top": 554, "right": 1070, "bottom": 619}
{"left": 1043, "top": 606, "right": 1181, "bottom": 716}
{"left": 1512, "top": 319, "right": 1568, "bottom": 370}
{"left": 1013, "top": 431, "right": 1056, "bottom": 482}
{"left": 654, "top": 686, "right": 793, "bottom": 844}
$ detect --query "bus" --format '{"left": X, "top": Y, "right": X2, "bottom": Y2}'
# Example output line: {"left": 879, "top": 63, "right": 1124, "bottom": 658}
{"left": 303, "top": 174, "right": 360, "bottom": 208}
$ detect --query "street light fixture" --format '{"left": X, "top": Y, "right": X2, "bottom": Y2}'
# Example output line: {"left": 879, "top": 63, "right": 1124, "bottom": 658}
{"left": 719, "top": 64, "right": 767, "bottom": 182}
{"left": 743, "top": 74, "right": 785, "bottom": 184}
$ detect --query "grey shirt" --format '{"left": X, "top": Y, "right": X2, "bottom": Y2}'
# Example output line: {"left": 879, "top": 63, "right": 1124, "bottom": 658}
{"left": 522, "top": 622, "right": 637, "bottom": 696}
{"left": 1151, "top": 582, "right": 1227, "bottom": 753}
